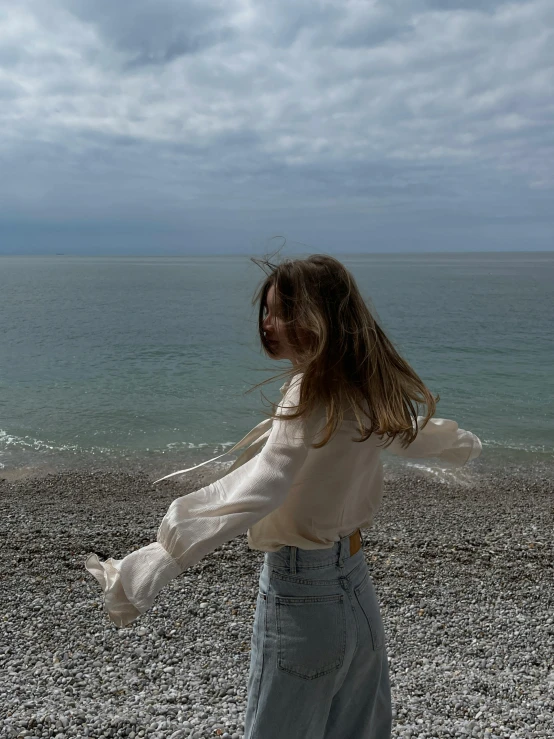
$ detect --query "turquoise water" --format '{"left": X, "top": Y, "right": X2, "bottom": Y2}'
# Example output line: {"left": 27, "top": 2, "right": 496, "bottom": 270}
{"left": 0, "top": 253, "right": 552, "bottom": 477}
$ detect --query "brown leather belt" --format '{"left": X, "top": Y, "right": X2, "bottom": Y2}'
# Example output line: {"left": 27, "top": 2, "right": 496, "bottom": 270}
{"left": 349, "top": 528, "right": 362, "bottom": 556}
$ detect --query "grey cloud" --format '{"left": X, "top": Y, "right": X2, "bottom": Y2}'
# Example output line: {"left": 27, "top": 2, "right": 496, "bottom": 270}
{"left": 0, "top": 0, "right": 552, "bottom": 253}
{"left": 65, "top": 0, "right": 235, "bottom": 65}
{"left": 125, "top": 29, "right": 235, "bottom": 67}
{"left": 423, "top": 0, "right": 520, "bottom": 10}
{"left": 336, "top": 22, "right": 414, "bottom": 49}
{"left": 0, "top": 45, "right": 25, "bottom": 68}
{"left": 0, "top": 78, "right": 23, "bottom": 100}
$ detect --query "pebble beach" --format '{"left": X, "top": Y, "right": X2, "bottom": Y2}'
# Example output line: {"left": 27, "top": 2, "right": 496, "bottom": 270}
{"left": 1, "top": 466, "right": 552, "bottom": 739}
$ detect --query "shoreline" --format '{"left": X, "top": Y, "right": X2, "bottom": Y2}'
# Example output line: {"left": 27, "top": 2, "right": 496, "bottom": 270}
{"left": 1, "top": 454, "right": 553, "bottom": 485}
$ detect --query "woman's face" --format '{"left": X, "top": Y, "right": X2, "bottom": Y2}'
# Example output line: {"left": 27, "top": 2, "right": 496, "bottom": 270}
{"left": 262, "top": 284, "right": 299, "bottom": 365}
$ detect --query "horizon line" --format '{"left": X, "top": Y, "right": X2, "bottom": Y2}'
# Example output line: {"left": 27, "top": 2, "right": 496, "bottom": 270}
{"left": 1, "top": 249, "right": 553, "bottom": 257}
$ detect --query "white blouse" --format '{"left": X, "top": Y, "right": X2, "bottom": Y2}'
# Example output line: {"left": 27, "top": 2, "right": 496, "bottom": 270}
{"left": 85, "top": 372, "right": 482, "bottom": 627}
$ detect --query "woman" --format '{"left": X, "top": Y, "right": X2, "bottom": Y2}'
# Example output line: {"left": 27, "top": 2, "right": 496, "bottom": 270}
{"left": 86, "top": 254, "right": 482, "bottom": 739}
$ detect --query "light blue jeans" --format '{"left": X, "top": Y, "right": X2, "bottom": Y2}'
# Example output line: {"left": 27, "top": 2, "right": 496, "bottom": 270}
{"left": 243, "top": 531, "right": 392, "bottom": 739}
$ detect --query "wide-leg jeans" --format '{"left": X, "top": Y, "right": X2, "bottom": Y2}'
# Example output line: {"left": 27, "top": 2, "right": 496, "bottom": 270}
{"left": 243, "top": 531, "right": 392, "bottom": 739}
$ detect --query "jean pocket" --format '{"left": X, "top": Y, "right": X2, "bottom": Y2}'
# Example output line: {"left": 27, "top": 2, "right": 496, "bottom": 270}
{"left": 354, "top": 573, "right": 385, "bottom": 651}
{"left": 275, "top": 593, "right": 346, "bottom": 680}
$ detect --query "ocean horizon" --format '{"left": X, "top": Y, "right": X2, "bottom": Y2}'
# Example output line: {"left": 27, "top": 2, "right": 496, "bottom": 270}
{"left": 1, "top": 252, "right": 552, "bottom": 481}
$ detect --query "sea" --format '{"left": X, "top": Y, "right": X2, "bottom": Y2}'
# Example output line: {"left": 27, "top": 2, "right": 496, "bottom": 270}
{"left": 0, "top": 252, "right": 552, "bottom": 482}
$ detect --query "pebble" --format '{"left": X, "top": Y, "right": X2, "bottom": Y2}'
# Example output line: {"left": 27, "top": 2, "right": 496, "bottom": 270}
{"left": 0, "top": 467, "right": 552, "bottom": 738}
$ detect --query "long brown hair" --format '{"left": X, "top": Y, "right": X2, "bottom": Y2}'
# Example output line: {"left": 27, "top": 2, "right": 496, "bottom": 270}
{"left": 248, "top": 251, "right": 438, "bottom": 450}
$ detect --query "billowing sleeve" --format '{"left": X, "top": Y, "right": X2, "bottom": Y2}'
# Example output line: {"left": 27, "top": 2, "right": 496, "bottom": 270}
{"left": 85, "top": 376, "right": 315, "bottom": 628}
{"left": 381, "top": 416, "right": 482, "bottom": 466}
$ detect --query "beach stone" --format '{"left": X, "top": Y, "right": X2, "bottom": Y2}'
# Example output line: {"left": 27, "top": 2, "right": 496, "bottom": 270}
{"left": 0, "top": 468, "right": 552, "bottom": 738}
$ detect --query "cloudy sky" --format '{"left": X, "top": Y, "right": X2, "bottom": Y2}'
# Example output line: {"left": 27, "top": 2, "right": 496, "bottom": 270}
{"left": 1, "top": 0, "right": 552, "bottom": 254}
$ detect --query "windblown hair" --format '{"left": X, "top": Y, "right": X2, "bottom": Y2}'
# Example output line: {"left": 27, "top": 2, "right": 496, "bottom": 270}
{"left": 249, "top": 252, "right": 438, "bottom": 450}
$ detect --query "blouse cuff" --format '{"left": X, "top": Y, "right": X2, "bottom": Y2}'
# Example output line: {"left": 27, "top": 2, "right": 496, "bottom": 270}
{"left": 441, "top": 429, "right": 482, "bottom": 466}
{"left": 85, "top": 542, "right": 182, "bottom": 628}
